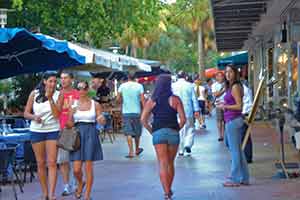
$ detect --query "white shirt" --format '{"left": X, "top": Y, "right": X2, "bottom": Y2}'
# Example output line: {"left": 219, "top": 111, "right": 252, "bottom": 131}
{"left": 172, "top": 78, "right": 199, "bottom": 118}
{"left": 30, "top": 90, "right": 60, "bottom": 132}
{"left": 194, "top": 84, "right": 206, "bottom": 101}
{"left": 242, "top": 84, "right": 253, "bottom": 115}
{"left": 73, "top": 100, "right": 96, "bottom": 123}
{"left": 211, "top": 81, "right": 225, "bottom": 102}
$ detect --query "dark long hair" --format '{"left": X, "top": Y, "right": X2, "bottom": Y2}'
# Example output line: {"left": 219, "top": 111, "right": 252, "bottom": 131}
{"left": 225, "top": 64, "right": 241, "bottom": 90}
{"left": 35, "top": 72, "right": 57, "bottom": 103}
{"left": 151, "top": 74, "right": 173, "bottom": 102}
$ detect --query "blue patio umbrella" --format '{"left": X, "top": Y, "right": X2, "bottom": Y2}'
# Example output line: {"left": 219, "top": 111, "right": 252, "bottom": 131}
{"left": 0, "top": 28, "right": 86, "bottom": 79}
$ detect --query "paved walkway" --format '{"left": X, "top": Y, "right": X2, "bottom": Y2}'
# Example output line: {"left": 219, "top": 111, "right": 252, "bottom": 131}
{"left": 1, "top": 114, "right": 300, "bottom": 200}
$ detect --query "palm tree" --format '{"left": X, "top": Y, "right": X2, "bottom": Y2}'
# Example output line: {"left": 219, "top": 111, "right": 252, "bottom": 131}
{"left": 118, "top": 12, "right": 167, "bottom": 58}
{"left": 171, "top": 0, "right": 211, "bottom": 80}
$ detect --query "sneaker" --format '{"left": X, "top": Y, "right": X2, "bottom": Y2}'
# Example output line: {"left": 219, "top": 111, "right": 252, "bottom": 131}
{"left": 200, "top": 124, "right": 206, "bottom": 129}
{"left": 61, "top": 185, "right": 71, "bottom": 196}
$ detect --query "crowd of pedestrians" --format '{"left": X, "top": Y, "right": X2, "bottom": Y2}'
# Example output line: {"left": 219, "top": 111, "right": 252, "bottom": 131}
{"left": 23, "top": 66, "right": 253, "bottom": 199}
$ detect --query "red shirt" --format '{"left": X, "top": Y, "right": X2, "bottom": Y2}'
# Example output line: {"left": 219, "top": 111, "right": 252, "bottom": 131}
{"left": 59, "top": 89, "right": 79, "bottom": 129}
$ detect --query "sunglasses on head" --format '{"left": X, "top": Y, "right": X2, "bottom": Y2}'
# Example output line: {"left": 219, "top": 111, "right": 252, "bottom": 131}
{"left": 77, "top": 84, "right": 88, "bottom": 91}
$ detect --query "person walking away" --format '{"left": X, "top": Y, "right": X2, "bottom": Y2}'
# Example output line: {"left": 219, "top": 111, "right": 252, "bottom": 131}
{"left": 194, "top": 76, "right": 207, "bottom": 129}
{"left": 241, "top": 80, "right": 253, "bottom": 163}
{"left": 205, "top": 78, "right": 214, "bottom": 117}
{"left": 57, "top": 71, "right": 79, "bottom": 196}
{"left": 212, "top": 71, "right": 226, "bottom": 141}
{"left": 68, "top": 81, "right": 105, "bottom": 200}
{"left": 24, "top": 72, "right": 62, "bottom": 200}
{"left": 172, "top": 71, "right": 200, "bottom": 156}
{"left": 141, "top": 75, "right": 186, "bottom": 200}
{"left": 216, "top": 65, "right": 250, "bottom": 187}
{"left": 117, "top": 73, "right": 145, "bottom": 158}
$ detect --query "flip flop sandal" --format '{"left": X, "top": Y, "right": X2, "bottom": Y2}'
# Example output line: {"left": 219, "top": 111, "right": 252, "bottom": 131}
{"left": 136, "top": 148, "right": 144, "bottom": 156}
{"left": 75, "top": 182, "right": 86, "bottom": 199}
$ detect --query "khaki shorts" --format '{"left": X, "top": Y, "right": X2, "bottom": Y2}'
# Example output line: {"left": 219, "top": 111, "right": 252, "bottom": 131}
{"left": 216, "top": 108, "right": 224, "bottom": 121}
{"left": 57, "top": 148, "right": 70, "bottom": 164}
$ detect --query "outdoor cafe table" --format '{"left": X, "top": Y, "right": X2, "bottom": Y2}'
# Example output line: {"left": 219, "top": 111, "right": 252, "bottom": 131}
{"left": 0, "top": 130, "right": 31, "bottom": 158}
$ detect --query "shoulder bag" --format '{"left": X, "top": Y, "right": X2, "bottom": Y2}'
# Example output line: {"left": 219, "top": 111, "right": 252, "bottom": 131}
{"left": 57, "top": 127, "right": 80, "bottom": 151}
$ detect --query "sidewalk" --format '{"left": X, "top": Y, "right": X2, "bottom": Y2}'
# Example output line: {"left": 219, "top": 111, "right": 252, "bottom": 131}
{"left": 1, "top": 115, "right": 300, "bottom": 200}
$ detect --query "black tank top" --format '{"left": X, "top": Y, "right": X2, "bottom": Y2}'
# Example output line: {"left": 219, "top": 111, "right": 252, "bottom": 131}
{"left": 152, "top": 96, "right": 180, "bottom": 132}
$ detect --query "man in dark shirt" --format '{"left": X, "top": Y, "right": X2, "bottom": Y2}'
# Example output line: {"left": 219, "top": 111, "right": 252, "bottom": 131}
{"left": 91, "top": 75, "right": 111, "bottom": 104}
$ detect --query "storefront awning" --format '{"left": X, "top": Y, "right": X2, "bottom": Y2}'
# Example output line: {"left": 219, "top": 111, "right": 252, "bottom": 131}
{"left": 217, "top": 52, "right": 248, "bottom": 69}
{"left": 211, "top": 0, "right": 269, "bottom": 51}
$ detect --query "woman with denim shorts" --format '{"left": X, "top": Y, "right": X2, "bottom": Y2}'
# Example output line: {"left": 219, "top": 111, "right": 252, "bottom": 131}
{"left": 24, "top": 72, "right": 63, "bottom": 200}
{"left": 141, "top": 74, "right": 186, "bottom": 200}
{"left": 216, "top": 64, "right": 250, "bottom": 187}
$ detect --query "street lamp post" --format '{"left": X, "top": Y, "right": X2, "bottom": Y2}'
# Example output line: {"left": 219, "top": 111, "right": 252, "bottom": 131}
{"left": 0, "top": 8, "right": 14, "bottom": 28}
{"left": 0, "top": 8, "right": 8, "bottom": 28}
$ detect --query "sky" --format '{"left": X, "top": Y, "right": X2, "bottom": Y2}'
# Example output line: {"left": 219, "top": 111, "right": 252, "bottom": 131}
{"left": 160, "top": 0, "right": 177, "bottom": 4}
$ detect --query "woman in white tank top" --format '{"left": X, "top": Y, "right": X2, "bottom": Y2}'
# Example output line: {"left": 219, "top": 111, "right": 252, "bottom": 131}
{"left": 66, "top": 81, "right": 105, "bottom": 200}
{"left": 24, "top": 72, "right": 63, "bottom": 200}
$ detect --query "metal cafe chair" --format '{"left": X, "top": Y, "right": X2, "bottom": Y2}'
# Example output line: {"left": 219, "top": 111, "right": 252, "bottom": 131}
{"left": 99, "top": 113, "right": 115, "bottom": 143}
{"left": 0, "top": 145, "right": 24, "bottom": 200}
{"left": 21, "top": 141, "right": 36, "bottom": 183}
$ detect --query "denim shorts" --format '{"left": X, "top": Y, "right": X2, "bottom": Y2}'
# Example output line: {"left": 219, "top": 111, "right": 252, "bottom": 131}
{"left": 30, "top": 131, "right": 59, "bottom": 143}
{"left": 122, "top": 114, "right": 142, "bottom": 137}
{"left": 152, "top": 128, "right": 180, "bottom": 145}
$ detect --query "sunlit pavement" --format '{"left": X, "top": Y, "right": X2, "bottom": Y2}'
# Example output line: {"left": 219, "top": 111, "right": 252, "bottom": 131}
{"left": 2, "top": 113, "right": 300, "bottom": 200}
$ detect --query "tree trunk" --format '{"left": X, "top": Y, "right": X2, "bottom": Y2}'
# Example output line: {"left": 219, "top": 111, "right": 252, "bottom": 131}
{"left": 131, "top": 46, "right": 137, "bottom": 58}
{"left": 197, "top": 25, "right": 205, "bottom": 81}
{"left": 125, "top": 45, "right": 129, "bottom": 55}
{"left": 142, "top": 47, "right": 147, "bottom": 59}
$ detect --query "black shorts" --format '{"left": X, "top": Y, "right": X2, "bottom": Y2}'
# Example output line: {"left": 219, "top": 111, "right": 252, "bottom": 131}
{"left": 198, "top": 100, "right": 206, "bottom": 115}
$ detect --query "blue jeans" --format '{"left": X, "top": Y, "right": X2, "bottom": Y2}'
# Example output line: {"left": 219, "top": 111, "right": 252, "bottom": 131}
{"left": 225, "top": 117, "right": 249, "bottom": 183}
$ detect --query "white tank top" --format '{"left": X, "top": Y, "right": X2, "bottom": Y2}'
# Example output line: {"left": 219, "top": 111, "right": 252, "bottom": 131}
{"left": 73, "top": 100, "right": 96, "bottom": 123}
{"left": 30, "top": 90, "right": 60, "bottom": 132}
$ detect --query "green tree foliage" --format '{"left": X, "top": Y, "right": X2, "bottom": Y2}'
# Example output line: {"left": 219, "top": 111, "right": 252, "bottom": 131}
{"left": 6, "top": 0, "right": 221, "bottom": 74}
{"left": 9, "top": 0, "right": 163, "bottom": 48}
{"left": 11, "top": 74, "right": 41, "bottom": 107}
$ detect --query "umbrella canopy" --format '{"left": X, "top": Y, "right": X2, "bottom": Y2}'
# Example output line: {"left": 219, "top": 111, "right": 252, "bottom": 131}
{"left": 0, "top": 28, "right": 86, "bottom": 79}
{"left": 66, "top": 44, "right": 152, "bottom": 73}
{"left": 217, "top": 52, "right": 248, "bottom": 69}
{"left": 135, "top": 66, "right": 170, "bottom": 78}
{"left": 205, "top": 68, "right": 221, "bottom": 78}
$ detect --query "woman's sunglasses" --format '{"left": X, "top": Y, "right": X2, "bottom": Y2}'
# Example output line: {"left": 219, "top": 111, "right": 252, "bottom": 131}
{"left": 77, "top": 84, "right": 88, "bottom": 91}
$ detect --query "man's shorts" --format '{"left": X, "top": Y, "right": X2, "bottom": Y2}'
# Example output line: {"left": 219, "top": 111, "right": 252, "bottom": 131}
{"left": 198, "top": 100, "right": 206, "bottom": 115}
{"left": 57, "top": 148, "right": 70, "bottom": 164}
{"left": 152, "top": 128, "right": 180, "bottom": 145}
{"left": 122, "top": 114, "right": 142, "bottom": 137}
{"left": 216, "top": 108, "right": 224, "bottom": 121}
{"left": 30, "top": 131, "right": 59, "bottom": 143}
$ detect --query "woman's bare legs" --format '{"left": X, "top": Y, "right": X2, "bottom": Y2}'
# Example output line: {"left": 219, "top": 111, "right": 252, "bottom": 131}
{"left": 73, "top": 161, "right": 84, "bottom": 196}
{"left": 155, "top": 144, "right": 170, "bottom": 195}
{"left": 167, "top": 145, "right": 178, "bottom": 191}
{"left": 84, "top": 161, "right": 94, "bottom": 199}
{"left": 45, "top": 140, "right": 58, "bottom": 199}
{"left": 32, "top": 141, "right": 48, "bottom": 198}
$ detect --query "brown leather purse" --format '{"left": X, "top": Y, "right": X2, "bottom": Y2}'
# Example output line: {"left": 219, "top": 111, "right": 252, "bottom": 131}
{"left": 57, "top": 127, "right": 80, "bottom": 151}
